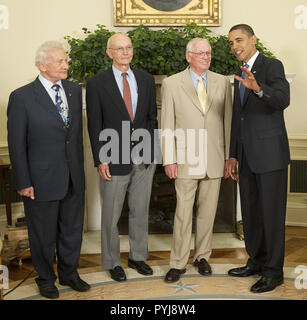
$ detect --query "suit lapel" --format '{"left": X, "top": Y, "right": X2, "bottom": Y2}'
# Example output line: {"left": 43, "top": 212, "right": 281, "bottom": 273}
{"left": 62, "top": 80, "right": 73, "bottom": 126}
{"left": 132, "top": 69, "right": 145, "bottom": 123}
{"left": 104, "top": 68, "right": 132, "bottom": 121}
{"left": 33, "top": 77, "right": 64, "bottom": 125}
{"left": 241, "top": 53, "right": 263, "bottom": 107}
{"left": 206, "top": 70, "right": 218, "bottom": 115}
{"left": 181, "top": 68, "right": 203, "bottom": 114}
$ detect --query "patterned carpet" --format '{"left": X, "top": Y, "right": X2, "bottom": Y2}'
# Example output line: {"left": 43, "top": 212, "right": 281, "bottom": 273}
{"left": 4, "top": 264, "right": 306, "bottom": 300}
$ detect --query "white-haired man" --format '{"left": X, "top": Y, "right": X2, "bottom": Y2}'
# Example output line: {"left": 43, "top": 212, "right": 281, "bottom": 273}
{"left": 161, "top": 38, "right": 232, "bottom": 282}
{"left": 7, "top": 41, "right": 90, "bottom": 299}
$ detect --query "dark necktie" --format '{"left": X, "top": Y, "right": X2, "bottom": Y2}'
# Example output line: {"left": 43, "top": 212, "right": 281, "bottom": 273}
{"left": 51, "top": 84, "right": 69, "bottom": 126}
{"left": 122, "top": 73, "right": 134, "bottom": 122}
{"left": 239, "top": 63, "right": 249, "bottom": 104}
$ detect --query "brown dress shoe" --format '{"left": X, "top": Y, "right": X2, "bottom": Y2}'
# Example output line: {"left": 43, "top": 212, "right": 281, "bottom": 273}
{"left": 194, "top": 258, "right": 212, "bottom": 276}
{"left": 164, "top": 268, "right": 186, "bottom": 283}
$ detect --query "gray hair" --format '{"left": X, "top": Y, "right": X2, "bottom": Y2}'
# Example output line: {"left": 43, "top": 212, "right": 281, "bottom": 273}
{"left": 35, "top": 41, "right": 65, "bottom": 65}
{"left": 186, "top": 38, "right": 211, "bottom": 53}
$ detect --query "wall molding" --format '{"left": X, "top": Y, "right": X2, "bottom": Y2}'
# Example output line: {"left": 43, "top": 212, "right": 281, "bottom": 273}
{"left": 287, "top": 135, "right": 307, "bottom": 226}
{"left": 0, "top": 142, "right": 9, "bottom": 159}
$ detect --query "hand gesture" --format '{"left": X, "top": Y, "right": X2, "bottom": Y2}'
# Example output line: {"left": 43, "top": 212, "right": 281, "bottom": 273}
{"left": 235, "top": 66, "right": 261, "bottom": 93}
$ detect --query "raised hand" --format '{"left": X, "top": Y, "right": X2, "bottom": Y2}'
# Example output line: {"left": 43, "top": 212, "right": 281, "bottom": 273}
{"left": 235, "top": 66, "right": 261, "bottom": 92}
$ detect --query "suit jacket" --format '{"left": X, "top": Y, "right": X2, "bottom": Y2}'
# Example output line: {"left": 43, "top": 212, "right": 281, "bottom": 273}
{"left": 7, "top": 77, "right": 85, "bottom": 201}
{"left": 86, "top": 68, "right": 158, "bottom": 175}
{"left": 161, "top": 68, "right": 233, "bottom": 179}
{"left": 229, "top": 53, "right": 290, "bottom": 173}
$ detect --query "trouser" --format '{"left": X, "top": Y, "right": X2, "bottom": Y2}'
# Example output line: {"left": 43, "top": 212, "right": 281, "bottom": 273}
{"left": 100, "top": 163, "right": 156, "bottom": 269}
{"left": 170, "top": 177, "right": 221, "bottom": 269}
{"left": 23, "top": 183, "right": 84, "bottom": 286}
{"left": 239, "top": 150, "right": 288, "bottom": 278}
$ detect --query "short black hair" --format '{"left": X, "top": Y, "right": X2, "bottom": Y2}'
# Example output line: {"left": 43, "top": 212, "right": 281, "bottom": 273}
{"left": 229, "top": 24, "right": 255, "bottom": 37}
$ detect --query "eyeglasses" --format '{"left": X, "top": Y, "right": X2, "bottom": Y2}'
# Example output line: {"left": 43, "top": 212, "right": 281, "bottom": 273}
{"left": 109, "top": 46, "right": 133, "bottom": 53}
{"left": 189, "top": 51, "right": 212, "bottom": 57}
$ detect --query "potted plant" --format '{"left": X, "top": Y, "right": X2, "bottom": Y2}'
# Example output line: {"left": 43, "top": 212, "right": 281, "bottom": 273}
{"left": 65, "top": 23, "right": 275, "bottom": 83}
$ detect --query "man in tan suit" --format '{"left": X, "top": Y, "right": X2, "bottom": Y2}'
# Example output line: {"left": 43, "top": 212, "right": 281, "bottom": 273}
{"left": 161, "top": 38, "right": 232, "bottom": 283}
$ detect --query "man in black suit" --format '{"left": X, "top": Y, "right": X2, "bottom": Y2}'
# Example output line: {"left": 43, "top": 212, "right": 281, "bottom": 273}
{"left": 7, "top": 41, "right": 90, "bottom": 299}
{"left": 227, "top": 24, "right": 290, "bottom": 293}
{"left": 86, "top": 33, "right": 157, "bottom": 282}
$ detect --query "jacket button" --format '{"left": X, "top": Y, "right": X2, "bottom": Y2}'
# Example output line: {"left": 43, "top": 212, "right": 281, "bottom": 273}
{"left": 66, "top": 141, "right": 70, "bottom": 144}
{"left": 241, "top": 117, "right": 244, "bottom": 121}
{"left": 131, "top": 142, "right": 135, "bottom": 146}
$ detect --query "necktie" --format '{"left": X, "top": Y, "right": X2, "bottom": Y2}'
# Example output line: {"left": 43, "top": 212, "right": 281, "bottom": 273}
{"left": 197, "top": 76, "right": 207, "bottom": 114}
{"left": 122, "top": 73, "right": 134, "bottom": 122}
{"left": 239, "top": 63, "right": 249, "bottom": 104}
{"left": 51, "top": 84, "right": 69, "bottom": 126}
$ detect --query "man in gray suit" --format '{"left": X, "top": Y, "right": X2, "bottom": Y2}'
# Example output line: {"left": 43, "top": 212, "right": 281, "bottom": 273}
{"left": 7, "top": 41, "right": 90, "bottom": 299}
{"left": 86, "top": 33, "right": 157, "bottom": 282}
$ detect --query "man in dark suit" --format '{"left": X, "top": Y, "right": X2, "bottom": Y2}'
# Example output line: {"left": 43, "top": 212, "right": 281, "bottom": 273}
{"left": 86, "top": 33, "right": 157, "bottom": 282}
{"left": 227, "top": 24, "right": 290, "bottom": 293}
{"left": 7, "top": 41, "right": 90, "bottom": 299}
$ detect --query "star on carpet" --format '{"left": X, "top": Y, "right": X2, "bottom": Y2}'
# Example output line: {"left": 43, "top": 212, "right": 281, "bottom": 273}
{"left": 167, "top": 280, "right": 200, "bottom": 294}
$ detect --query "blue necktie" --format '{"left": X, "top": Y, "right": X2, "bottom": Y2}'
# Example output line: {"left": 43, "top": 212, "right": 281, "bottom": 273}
{"left": 51, "top": 84, "right": 69, "bottom": 126}
{"left": 239, "top": 63, "right": 249, "bottom": 104}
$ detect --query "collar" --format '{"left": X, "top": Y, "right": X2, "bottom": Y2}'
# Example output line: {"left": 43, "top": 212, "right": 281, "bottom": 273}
{"left": 112, "top": 65, "right": 133, "bottom": 79}
{"left": 189, "top": 67, "right": 207, "bottom": 80}
{"left": 245, "top": 51, "right": 260, "bottom": 70}
{"left": 39, "top": 74, "right": 63, "bottom": 90}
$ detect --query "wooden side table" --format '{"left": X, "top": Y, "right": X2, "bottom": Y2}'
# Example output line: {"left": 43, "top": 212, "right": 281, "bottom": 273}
{"left": 0, "top": 159, "right": 12, "bottom": 226}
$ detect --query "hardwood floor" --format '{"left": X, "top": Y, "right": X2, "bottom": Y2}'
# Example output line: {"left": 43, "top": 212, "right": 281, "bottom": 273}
{"left": 5, "top": 226, "right": 307, "bottom": 284}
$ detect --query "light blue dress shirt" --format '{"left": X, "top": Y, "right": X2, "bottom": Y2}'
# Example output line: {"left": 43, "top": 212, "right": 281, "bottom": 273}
{"left": 112, "top": 65, "right": 138, "bottom": 117}
{"left": 38, "top": 74, "right": 69, "bottom": 108}
{"left": 189, "top": 67, "right": 207, "bottom": 93}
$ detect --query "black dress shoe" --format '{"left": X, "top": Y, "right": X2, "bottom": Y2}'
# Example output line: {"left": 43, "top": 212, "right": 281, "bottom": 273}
{"left": 164, "top": 268, "right": 186, "bottom": 283}
{"left": 38, "top": 283, "right": 59, "bottom": 299}
{"left": 109, "top": 266, "right": 127, "bottom": 282}
{"left": 194, "top": 258, "right": 212, "bottom": 276}
{"left": 59, "top": 276, "right": 91, "bottom": 292}
{"left": 128, "top": 259, "right": 153, "bottom": 275}
{"left": 251, "top": 276, "right": 283, "bottom": 293}
{"left": 228, "top": 265, "right": 260, "bottom": 277}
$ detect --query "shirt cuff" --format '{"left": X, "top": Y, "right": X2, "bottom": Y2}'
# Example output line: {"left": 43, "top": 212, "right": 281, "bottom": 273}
{"left": 254, "top": 90, "right": 263, "bottom": 98}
